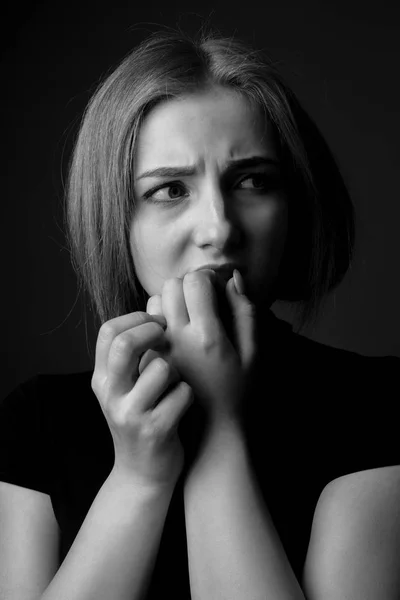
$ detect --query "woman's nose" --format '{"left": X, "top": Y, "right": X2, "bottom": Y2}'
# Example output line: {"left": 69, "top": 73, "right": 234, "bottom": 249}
{"left": 192, "top": 186, "right": 240, "bottom": 250}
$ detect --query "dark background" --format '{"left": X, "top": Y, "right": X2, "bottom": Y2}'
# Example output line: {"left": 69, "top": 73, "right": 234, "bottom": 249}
{"left": 2, "top": 0, "right": 400, "bottom": 400}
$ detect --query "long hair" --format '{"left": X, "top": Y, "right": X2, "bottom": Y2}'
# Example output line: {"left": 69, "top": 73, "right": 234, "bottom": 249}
{"left": 64, "top": 27, "right": 355, "bottom": 336}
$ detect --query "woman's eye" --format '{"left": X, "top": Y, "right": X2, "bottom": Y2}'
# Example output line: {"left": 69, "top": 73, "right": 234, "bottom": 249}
{"left": 143, "top": 182, "right": 187, "bottom": 203}
{"left": 142, "top": 173, "right": 280, "bottom": 205}
{"left": 238, "top": 174, "right": 270, "bottom": 190}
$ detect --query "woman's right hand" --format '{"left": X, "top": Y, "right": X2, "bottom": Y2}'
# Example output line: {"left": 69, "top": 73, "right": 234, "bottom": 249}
{"left": 91, "top": 311, "right": 194, "bottom": 491}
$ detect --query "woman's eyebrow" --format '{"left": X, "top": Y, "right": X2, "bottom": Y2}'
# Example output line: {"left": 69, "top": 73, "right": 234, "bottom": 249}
{"left": 135, "top": 156, "right": 280, "bottom": 181}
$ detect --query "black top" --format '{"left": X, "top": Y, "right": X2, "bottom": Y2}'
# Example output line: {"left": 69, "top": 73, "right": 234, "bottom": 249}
{"left": 1, "top": 312, "right": 399, "bottom": 598}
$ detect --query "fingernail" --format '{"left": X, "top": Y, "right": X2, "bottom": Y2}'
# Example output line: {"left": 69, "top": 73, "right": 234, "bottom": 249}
{"left": 233, "top": 269, "right": 245, "bottom": 295}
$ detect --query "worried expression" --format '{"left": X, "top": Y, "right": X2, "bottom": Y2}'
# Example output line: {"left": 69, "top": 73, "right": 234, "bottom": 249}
{"left": 130, "top": 85, "right": 288, "bottom": 310}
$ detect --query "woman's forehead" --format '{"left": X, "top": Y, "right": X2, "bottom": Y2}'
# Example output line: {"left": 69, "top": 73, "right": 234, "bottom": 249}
{"left": 134, "top": 88, "right": 276, "bottom": 172}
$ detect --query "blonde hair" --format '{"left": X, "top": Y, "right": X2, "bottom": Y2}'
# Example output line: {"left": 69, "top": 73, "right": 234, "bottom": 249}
{"left": 65, "top": 27, "right": 355, "bottom": 337}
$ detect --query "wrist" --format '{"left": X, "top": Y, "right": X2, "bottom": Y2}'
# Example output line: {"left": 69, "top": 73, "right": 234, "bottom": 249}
{"left": 109, "top": 465, "right": 177, "bottom": 499}
{"left": 186, "top": 416, "right": 247, "bottom": 476}
{"left": 204, "top": 410, "right": 244, "bottom": 438}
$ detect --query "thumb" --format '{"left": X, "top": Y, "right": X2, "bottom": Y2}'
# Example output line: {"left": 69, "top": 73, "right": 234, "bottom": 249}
{"left": 225, "top": 271, "right": 257, "bottom": 369}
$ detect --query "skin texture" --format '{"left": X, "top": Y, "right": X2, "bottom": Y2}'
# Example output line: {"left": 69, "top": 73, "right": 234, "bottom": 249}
{"left": 130, "top": 85, "right": 288, "bottom": 313}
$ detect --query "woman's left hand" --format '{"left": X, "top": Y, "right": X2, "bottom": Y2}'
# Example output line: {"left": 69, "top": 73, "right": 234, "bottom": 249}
{"left": 139, "top": 269, "right": 257, "bottom": 424}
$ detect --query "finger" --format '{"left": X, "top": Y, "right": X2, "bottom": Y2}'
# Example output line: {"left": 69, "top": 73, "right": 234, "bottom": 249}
{"left": 197, "top": 271, "right": 233, "bottom": 339}
{"left": 161, "top": 277, "right": 189, "bottom": 330}
{"left": 147, "top": 294, "right": 165, "bottom": 320}
{"left": 225, "top": 275, "right": 257, "bottom": 368}
{"left": 182, "top": 269, "right": 220, "bottom": 332}
{"left": 139, "top": 348, "right": 159, "bottom": 376}
{"left": 94, "top": 312, "right": 167, "bottom": 386}
{"left": 213, "top": 280, "right": 236, "bottom": 348}
{"left": 106, "top": 322, "right": 167, "bottom": 397}
{"left": 151, "top": 380, "right": 194, "bottom": 435}
{"left": 138, "top": 347, "right": 177, "bottom": 377}
{"left": 129, "top": 355, "right": 181, "bottom": 413}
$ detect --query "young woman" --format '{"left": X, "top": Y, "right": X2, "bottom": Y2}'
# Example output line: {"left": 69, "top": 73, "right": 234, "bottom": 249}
{"left": 1, "top": 28, "right": 399, "bottom": 600}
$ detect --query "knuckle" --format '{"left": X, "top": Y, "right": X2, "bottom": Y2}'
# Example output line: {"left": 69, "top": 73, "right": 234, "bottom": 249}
{"left": 107, "top": 411, "right": 125, "bottom": 431}
{"left": 197, "top": 331, "right": 219, "bottom": 351}
{"left": 111, "top": 408, "right": 131, "bottom": 429}
{"left": 99, "top": 312, "right": 151, "bottom": 343}
{"left": 98, "top": 321, "right": 115, "bottom": 342}
{"left": 91, "top": 371, "right": 108, "bottom": 399}
{"left": 107, "top": 399, "right": 137, "bottom": 428}
{"left": 110, "top": 332, "right": 132, "bottom": 356}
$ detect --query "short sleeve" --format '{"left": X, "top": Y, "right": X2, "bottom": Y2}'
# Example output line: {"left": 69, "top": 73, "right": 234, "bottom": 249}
{"left": 0, "top": 375, "right": 52, "bottom": 495}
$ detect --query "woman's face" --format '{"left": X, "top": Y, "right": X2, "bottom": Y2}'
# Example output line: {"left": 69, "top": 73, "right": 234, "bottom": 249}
{"left": 130, "top": 85, "right": 288, "bottom": 310}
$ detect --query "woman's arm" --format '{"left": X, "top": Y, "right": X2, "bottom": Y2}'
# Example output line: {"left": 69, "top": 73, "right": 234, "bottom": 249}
{"left": 183, "top": 418, "right": 305, "bottom": 600}
{"left": 302, "top": 466, "right": 400, "bottom": 600}
{"left": 39, "top": 468, "right": 174, "bottom": 600}
{"left": 0, "top": 483, "right": 60, "bottom": 600}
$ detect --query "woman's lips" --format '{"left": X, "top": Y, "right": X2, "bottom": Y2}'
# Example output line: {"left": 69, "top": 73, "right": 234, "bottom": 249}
{"left": 194, "top": 266, "right": 245, "bottom": 284}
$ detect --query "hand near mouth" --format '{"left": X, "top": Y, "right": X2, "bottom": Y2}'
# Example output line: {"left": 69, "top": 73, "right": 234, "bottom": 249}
{"left": 140, "top": 268, "right": 257, "bottom": 425}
